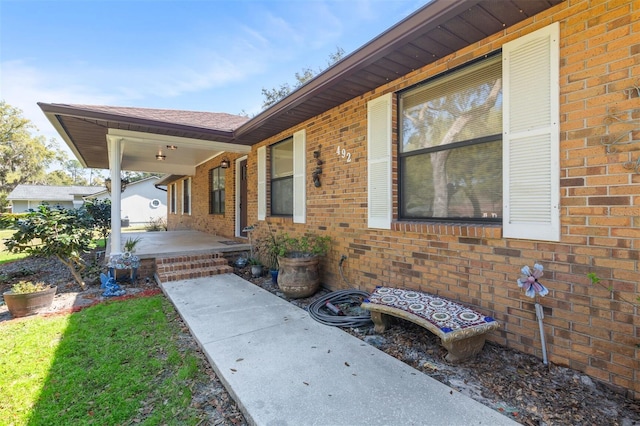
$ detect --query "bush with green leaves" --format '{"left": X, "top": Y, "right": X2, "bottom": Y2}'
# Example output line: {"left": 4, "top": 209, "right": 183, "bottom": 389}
{"left": 84, "top": 198, "right": 111, "bottom": 246}
{"left": 0, "top": 213, "right": 28, "bottom": 230}
{"left": 4, "top": 204, "right": 96, "bottom": 290}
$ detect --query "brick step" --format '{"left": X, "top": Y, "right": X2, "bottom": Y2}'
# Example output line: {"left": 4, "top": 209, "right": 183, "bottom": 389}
{"left": 155, "top": 252, "right": 225, "bottom": 265}
{"left": 155, "top": 253, "right": 233, "bottom": 283}
{"left": 156, "top": 257, "right": 229, "bottom": 274}
{"left": 157, "top": 264, "right": 234, "bottom": 283}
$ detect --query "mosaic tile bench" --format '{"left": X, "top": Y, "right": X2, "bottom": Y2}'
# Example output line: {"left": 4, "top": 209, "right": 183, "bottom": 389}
{"left": 361, "top": 287, "right": 500, "bottom": 363}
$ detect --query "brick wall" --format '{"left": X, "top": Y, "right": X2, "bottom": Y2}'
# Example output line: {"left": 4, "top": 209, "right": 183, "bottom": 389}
{"left": 167, "top": 0, "right": 640, "bottom": 397}
{"left": 167, "top": 155, "right": 247, "bottom": 237}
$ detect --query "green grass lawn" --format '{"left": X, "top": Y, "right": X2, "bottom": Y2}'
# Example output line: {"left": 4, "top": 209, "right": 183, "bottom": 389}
{"left": 0, "top": 229, "right": 28, "bottom": 264}
{"left": 0, "top": 295, "right": 207, "bottom": 425}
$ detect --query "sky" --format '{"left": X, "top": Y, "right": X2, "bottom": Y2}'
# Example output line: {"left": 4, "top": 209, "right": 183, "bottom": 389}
{"left": 1, "top": 0, "right": 425, "bottom": 152}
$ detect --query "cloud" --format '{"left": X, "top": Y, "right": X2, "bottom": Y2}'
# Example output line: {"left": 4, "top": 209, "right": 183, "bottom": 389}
{"left": 1, "top": 60, "right": 118, "bottom": 137}
{"left": 0, "top": 0, "right": 425, "bottom": 145}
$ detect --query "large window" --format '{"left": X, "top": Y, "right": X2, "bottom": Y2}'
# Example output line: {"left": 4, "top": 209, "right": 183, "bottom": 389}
{"left": 182, "top": 178, "right": 191, "bottom": 215}
{"left": 399, "top": 55, "right": 503, "bottom": 221}
{"left": 209, "top": 167, "right": 225, "bottom": 214}
{"left": 271, "top": 137, "right": 293, "bottom": 216}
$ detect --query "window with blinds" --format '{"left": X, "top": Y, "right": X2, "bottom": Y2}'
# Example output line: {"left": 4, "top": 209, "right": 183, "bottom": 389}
{"left": 399, "top": 55, "right": 503, "bottom": 221}
{"left": 270, "top": 137, "right": 293, "bottom": 216}
{"left": 209, "top": 166, "right": 225, "bottom": 215}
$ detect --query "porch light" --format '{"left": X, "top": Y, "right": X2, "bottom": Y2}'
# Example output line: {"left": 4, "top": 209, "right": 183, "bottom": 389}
{"left": 105, "top": 177, "right": 129, "bottom": 194}
{"left": 220, "top": 158, "right": 230, "bottom": 168}
{"left": 156, "top": 149, "right": 166, "bottom": 161}
{"left": 166, "top": 145, "right": 177, "bottom": 150}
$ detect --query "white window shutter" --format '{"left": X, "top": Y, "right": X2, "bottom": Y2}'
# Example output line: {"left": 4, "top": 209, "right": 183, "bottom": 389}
{"left": 257, "top": 146, "right": 266, "bottom": 221}
{"left": 503, "top": 22, "right": 560, "bottom": 242}
{"left": 367, "top": 93, "right": 393, "bottom": 229}
{"left": 293, "top": 129, "right": 306, "bottom": 224}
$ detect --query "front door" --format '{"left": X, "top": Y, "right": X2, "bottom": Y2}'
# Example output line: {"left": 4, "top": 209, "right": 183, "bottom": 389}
{"left": 239, "top": 159, "right": 248, "bottom": 237}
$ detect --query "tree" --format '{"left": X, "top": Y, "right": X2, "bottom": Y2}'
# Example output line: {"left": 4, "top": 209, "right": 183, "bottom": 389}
{"left": 0, "top": 101, "right": 63, "bottom": 210}
{"left": 84, "top": 198, "right": 111, "bottom": 247}
{"left": 261, "top": 47, "right": 345, "bottom": 109}
{"left": 4, "top": 204, "right": 96, "bottom": 290}
{"left": 123, "top": 171, "right": 161, "bottom": 184}
{"left": 64, "top": 159, "right": 88, "bottom": 185}
{"left": 45, "top": 170, "right": 76, "bottom": 186}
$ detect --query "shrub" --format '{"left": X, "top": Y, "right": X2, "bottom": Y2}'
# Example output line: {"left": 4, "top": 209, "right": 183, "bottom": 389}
{"left": 0, "top": 213, "right": 28, "bottom": 229}
{"left": 5, "top": 205, "right": 95, "bottom": 290}
{"left": 9, "top": 280, "right": 48, "bottom": 294}
{"left": 146, "top": 217, "right": 167, "bottom": 232}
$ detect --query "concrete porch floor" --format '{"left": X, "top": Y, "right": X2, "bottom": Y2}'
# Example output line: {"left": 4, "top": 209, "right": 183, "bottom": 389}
{"left": 109, "top": 230, "right": 252, "bottom": 259}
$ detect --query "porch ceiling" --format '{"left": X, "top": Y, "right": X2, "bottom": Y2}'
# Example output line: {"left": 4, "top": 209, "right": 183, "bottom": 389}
{"left": 39, "top": 0, "right": 563, "bottom": 173}
{"left": 39, "top": 103, "right": 251, "bottom": 172}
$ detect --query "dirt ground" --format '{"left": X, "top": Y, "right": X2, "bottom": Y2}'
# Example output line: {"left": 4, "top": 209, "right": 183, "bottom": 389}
{"left": 2, "top": 254, "right": 640, "bottom": 425}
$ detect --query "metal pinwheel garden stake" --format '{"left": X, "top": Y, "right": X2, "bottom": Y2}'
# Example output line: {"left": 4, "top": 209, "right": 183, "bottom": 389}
{"left": 517, "top": 264, "right": 549, "bottom": 365}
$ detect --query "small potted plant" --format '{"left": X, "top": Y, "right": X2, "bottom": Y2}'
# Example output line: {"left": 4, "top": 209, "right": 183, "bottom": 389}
{"left": 2, "top": 280, "right": 57, "bottom": 318}
{"left": 248, "top": 257, "right": 263, "bottom": 278}
{"left": 256, "top": 230, "right": 285, "bottom": 284}
{"left": 123, "top": 236, "right": 141, "bottom": 255}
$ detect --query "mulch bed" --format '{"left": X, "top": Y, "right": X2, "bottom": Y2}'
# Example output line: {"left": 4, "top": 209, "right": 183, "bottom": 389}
{"left": 235, "top": 267, "right": 640, "bottom": 426}
{"left": 2, "top": 254, "right": 640, "bottom": 425}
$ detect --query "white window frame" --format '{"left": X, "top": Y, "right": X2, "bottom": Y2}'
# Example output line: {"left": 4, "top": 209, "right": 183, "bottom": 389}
{"left": 170, "top": 183, "right": 177, "bottom": 214}
{"left": 182, "top": 177, "right": 191, "bottom": 215}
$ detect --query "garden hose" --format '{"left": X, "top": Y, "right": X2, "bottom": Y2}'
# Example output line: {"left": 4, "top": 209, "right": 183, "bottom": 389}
{"left": 308, "top": 289, "right": 373, "bottom": 328}
{"left": 307, "top": 255, "right": 373, "bottom": 328}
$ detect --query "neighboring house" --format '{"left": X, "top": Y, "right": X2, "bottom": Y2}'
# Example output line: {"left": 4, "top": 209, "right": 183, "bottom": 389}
{"left": 7, "top": 184, "right": 102, "bottom": 213}
{"left": 40, "top": 0, "right": 640, "bottom": 398}
{"left": 89, "top": 176, "right": 166, "bottom": 227}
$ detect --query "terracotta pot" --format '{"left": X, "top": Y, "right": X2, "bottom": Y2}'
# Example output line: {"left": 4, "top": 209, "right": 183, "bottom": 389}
{"left": 277, "top": 255, "right": 320, "bottom": 299}
{"left": 3, "top": 286, "right": 57, "bottom": 318}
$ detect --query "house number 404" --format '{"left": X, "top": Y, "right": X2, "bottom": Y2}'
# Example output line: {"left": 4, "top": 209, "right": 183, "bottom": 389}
{"left": 336, "top": 146, "right": 352, "bottom": 163}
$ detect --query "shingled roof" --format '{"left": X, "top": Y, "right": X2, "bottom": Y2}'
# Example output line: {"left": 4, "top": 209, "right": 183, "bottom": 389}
{"left": 7, "top": 185, "right": 103, "bottom": 201}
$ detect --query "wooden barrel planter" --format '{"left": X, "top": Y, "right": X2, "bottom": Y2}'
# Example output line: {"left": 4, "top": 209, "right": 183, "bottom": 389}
{"left": 3, "top": 286, "right": 57, "bottom": 318}
{"left": 277, "top": 255, "right": 320, "bottom": 299}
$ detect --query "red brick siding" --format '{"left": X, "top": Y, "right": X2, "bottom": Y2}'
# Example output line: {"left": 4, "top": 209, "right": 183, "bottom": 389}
{"left": 166, "top": 0, "right": 640, "bottom": 398}
{"left": 167, "top": 156, "right": 248, "bottom": 238}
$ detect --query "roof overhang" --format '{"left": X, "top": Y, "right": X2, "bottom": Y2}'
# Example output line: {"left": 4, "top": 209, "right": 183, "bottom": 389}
{"left": 39, "top": 103, "right": 251, "bottom": 172}
{"left": 39, "top": 0, "right": 563, "bottom": 173}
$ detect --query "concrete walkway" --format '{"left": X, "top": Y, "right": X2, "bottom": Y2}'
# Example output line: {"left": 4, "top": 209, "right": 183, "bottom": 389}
{"left": 161, "top": 274, "right": 517, "bottom": 426}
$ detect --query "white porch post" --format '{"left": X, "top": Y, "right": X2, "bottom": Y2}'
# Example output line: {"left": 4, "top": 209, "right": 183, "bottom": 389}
{"left": 107, "top": 136, "right": 123, "bottom": 258}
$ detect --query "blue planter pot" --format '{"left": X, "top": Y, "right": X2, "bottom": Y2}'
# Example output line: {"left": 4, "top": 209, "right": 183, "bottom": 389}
{"left": 270, "top": 269, "right": 279, "bottom": 284}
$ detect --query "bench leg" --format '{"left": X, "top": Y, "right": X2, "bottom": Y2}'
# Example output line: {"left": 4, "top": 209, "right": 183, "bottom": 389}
{"left": 442, "top": 334, "right": 487, "bottom": 363}
{"left": 370, "top": 311, "right": 392, "bottom": 333}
